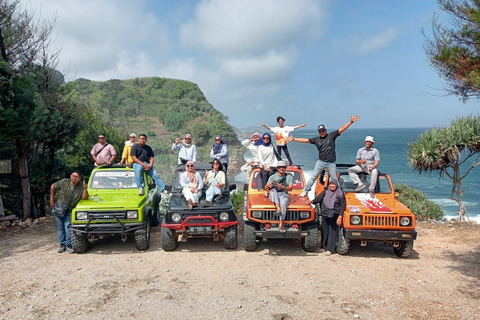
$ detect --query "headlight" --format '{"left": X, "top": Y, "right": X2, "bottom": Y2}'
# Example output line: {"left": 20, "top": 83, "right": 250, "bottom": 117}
{"left": 219, "top": 212, "right": 229, "bottom": 222}
{"left": 400, "top": 217, "right": 411, "bottom": 226}
{"left": 300, "top": 211, "right": 310, "bottom": 219}
{"left": 349, "top": 206, "right": 360, "bottom": 213}
{"left": 252, "top": 211, "right": 262, "bottom": 218}
{"left": 76, "top": 211, "right": 87, "bottom": 220}
{"left": 127, "top": 210, "right": 138, "bottom": 219}
{"left": 171, "top": 213, "right": 182, "bottom": 223}
{"left": 350, "top": 215, "right": 362, "bottom": 225}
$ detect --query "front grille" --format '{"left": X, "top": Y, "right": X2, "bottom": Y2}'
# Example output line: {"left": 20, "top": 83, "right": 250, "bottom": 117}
{"left": 184, "top": 217, "right": 217, "bottom": 224}
{"left": 256, "top": 210, "right": 306, "bottom": 221}
{"left": 88, "top": 211, "right": 126, "bottom": 221}
{"left": 364, "top": 215, "right": 398, "bottom": 227}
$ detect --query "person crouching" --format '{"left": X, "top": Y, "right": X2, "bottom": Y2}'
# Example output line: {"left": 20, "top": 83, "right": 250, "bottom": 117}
{"left": 265, "top": 161, "right": 293, "bottom": 232}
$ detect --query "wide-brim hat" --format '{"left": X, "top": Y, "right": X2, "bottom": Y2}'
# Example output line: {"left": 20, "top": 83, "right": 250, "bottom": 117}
{"left": 364, "top": 136, "right": 375, "bottom": 143}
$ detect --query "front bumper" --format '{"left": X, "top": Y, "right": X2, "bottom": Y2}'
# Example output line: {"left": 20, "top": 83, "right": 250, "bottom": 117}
{"left": 345, "top": 229, "right": 417, "bottom": 241}
{"left": 69, "top": 220, "right": 146, "bottom": 235}
{"left": 161, "top": 215, "right": 237, "bottom": 233}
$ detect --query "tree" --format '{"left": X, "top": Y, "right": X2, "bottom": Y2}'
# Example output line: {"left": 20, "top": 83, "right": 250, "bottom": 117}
{"left": 424, "top": 0, "right": 480, "bottom": 101}
{"left": 0, "top": 0, "right": 63, "bottom": 218}
{"left": 408, "top": 115, "right": 480, "bottom": 221}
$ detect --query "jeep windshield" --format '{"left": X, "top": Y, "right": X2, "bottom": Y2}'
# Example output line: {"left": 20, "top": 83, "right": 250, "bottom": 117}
{"left": 250, "top": 170, "right": 304, "bottom": 190}
{"left": 338, "top": 172, "right": 392, "bottom": 194}
{"left": 89, "top": 170, "right": 137, "bottom": 189}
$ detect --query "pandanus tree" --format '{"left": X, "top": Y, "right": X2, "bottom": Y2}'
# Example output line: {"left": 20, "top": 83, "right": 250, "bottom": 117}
{"left": 408, "top": 116, "right": 480, "bottom": 221}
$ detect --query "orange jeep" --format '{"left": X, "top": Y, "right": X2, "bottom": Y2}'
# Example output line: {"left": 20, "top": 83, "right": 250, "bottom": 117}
{"left": 314, "top": 164, "right": 417, "bottom": 257}
{"left": 243, "top": 165, "right": 318, "bottom": 252}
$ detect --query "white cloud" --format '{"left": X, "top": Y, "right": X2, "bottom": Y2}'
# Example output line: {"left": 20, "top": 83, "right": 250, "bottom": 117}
{"left": 358, "top": 28, "right": 397, "bottom": 55}
{"left": 25, "top": 0, "right": 170, "bottom": 80}
{"left": 179, "top": 0, "right": 324, "bottom": 55}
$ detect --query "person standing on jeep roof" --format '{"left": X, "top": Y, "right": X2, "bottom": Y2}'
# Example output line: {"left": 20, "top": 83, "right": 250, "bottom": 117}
{"left": 307, "top": 178, "right": 345, "bottom": 256}
{"left": 261, "top": 116, "right": 306, "bottom": 165}
{"left": 91, "top": 134, "right": 116, "bottom": 166}
{"left": 131, "top": 134, "right": 165, "bottom": 196}
{"left": 50, "top": 171, "right": 89, "bottom": 254}
{"left": 265, "top": 161, "right": 293, "bottom": 232}
{"left": 289, "top": 115, "right": 360, "bottom": 197}
{"left": 119, "top": 133, "right": 136, "bottom": 165}
{"left": 348, "top": 135, "right": 380, "bottom": 198}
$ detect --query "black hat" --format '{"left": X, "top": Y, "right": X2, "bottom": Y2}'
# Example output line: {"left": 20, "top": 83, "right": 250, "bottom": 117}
{"left": 318, "top": 124, "right": 327, "bottom": 131}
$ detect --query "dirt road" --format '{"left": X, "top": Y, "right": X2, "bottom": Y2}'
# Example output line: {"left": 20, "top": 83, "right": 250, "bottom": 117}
{"left": 0, "top": 220, "right": 479, "bottom": 320}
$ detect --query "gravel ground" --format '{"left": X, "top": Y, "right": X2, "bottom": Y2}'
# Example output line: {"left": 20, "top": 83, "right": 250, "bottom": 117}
{"left": 0, "top": 219, "right": 479, "bottom": 320}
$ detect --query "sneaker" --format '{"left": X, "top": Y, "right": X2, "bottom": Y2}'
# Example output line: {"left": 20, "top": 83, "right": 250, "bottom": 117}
{"left": 138, "top": 188, "right": 145, "bottom": 196}
{"left": 370, "top": 191, "right": 375, "bottom": 198}
{"left": 324, "top": 251, "right": 332, "bottom": 256}
{"left": 355, "top": 183, "right": 366, "bottom": 192}
{"left": 299, "top": 191, "right": 308, "bottom": 197}
{"left": 274, "top": 211, "right": 282, "bottom": 216}
{"left": 58, "top": 245, "right": 66, "bottom": 253}
{"left": 66, "top": 246, "right": 74, "bottom": 254}
{"left": 214, "top": 194, "right": 223, "bottom": 202}
{"left": 201, "top": 200, "right": 212, "bottom": 207}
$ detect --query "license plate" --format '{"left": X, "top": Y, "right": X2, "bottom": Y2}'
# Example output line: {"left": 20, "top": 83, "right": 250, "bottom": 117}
{"left": 190, "top": 226, "right": 212, "bottom": 233}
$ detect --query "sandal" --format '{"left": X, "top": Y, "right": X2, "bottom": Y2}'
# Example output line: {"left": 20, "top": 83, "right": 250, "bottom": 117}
{"left": 264, "top": 191, "right": 269, "bottom": 198}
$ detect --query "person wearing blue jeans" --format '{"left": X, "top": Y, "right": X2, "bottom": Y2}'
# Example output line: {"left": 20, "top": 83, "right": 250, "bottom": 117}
{"left": 289, "top": 115, "right": 360, "bottom": 197}
{"left": 201, "top": 160, "right": 226, "bottom": 207}
{"left": 50, "top": 171, "right": 89, "bottom": 253}
{"left": 131, "top": 133, "right": 165, "bottom": 196}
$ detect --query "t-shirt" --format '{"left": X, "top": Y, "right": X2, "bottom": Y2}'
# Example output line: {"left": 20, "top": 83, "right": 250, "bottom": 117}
{"left": 270, "top": 126, "right": 294, "bottom": 146}
{"left": 267, "top": 172, "right": 293, "bottom": 194}
{"left": 308, "top": 130, "right": 341, "bottom": 162}
{"left": 356, "top": 147, "right": 380, "bottom": 167}
{"left": 53, "top": 178, "right": 84, "bottom": 210}
{"left": 90, "top": 143, "right": 116, "bottom": 164}
{"left": 131, "top": 143, "right": 155, "bottom": 163}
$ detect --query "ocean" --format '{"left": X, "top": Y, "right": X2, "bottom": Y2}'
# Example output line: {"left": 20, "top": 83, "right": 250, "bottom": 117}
{"left": 239, "top": 127, "right": 480, "bottom": 222}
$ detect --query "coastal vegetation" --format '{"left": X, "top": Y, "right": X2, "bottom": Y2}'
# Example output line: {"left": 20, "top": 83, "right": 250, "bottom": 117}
{"left": 407, "top": 116, "right": 480, "bottom": 221}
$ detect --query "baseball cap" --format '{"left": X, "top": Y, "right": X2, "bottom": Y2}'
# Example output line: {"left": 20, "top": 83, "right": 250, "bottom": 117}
{"left": 318, "top": 124, "right": 327, "bottom": 131}
{"left": 277, "top": 161, "right": 287, "bottom": 167}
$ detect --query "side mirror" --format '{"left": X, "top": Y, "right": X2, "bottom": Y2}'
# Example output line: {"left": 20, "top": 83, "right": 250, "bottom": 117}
{"left": 229, "top": 184, "right": 237, "bottom": 192}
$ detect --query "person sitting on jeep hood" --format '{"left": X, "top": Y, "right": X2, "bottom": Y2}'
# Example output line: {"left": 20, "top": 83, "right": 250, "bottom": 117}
{"left": 201, "top": 159, "right": 226, "bottom": 207}
{"left": 180, "top": 161, "right": 203, "bottom": 210}
{"left": 265, "top": 161, "right": 293, "bottom": 232}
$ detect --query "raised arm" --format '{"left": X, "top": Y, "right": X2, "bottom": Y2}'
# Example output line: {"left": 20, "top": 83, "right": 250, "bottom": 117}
{"left": 293, "top": 123, "right": 306, "bottom": 129}
{"left": 338, "top": 115, "right": 360, "bottom": 134}
{"left": 260, "top": 122, "right": 272, "bottom": 130}
{"left": 288, "top": 136, "right": 310, "bottom": 144}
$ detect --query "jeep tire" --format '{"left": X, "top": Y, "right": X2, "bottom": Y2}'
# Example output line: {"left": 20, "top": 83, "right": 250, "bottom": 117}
{"left": 161, "top": 217, "right": 178, "bottom": 251}
{"left": 301, "top": 222, "right": 318, "bottom": 252}
{"left": 223, "top": 225, "right": 237, "bottom": 249}
{"left": 150, "top": 195, "right": 161, "bottom": 227}
{"left": 134, "top": 214, "right": 151, "bottom": 251}
{"left": 393, "top": 240, "right": 414, "bottom": 258}
{"left": 243, "top": 221, "right": 257, "bottom": 251}
{"left": 71, "top": 231, "right": 90, "bottom": 253}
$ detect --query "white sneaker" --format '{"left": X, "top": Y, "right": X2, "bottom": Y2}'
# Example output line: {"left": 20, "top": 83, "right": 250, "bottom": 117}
{"left": 138, "top": 188, "right": 144, "bottom": 196}
{"left": 355, "top": 183, "right": 366, "bottom": 192}
{"left": 299, "top": 191, "right": 308, "bottom": 197}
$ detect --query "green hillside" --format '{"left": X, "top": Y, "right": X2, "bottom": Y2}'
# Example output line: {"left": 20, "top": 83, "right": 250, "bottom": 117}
{"left": 73, "top": 77, "right": 243, "bottom": 181}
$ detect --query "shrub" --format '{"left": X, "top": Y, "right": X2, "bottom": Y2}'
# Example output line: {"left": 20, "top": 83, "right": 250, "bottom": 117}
{"left": 231, "top": 190, "right": 245, "bottom": 215}
{"left": 394, "top": 183, "right": 444, "bottom": 220}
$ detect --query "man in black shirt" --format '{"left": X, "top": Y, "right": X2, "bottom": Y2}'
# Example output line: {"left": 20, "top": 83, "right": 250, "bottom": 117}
{"left": 131, "top": 134, "right": 165, "bottom": 196}
{"left": 289, "top": 115, "right": 360, "bottom": 197}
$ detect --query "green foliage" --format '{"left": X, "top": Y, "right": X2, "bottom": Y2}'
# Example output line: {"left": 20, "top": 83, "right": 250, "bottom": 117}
{"left": 231, "top": 190, "right": 245, "bottom": 215}
{"left": 425, "top": 0, "right": 480, "bottom": 100}
{"left": 394, "top": 183, "right": 444, "bottom": 221}
{"left": 191, "top": 122, "right": 209, "bottom": 146}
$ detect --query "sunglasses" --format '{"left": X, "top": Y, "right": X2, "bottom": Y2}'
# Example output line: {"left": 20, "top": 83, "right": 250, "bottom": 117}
{"left": 213, "top": 162, "right": 220, "bottom": 165}
{"left": 277, "top": 166, "right": 286, "bottom": 169}
{"left": 215, "top": 139, "right": 220, "bottom": 141}
{"left": 185, "top": 137, "right": 191, "bottom": 140}
{"left": 98, "top": 137, "right": 105, "bottom": 139}
{"left": 263, "top": 137, "right": 270, "bottom": 140}
{"left": 186, "top": 165, "right": 194, "bottom": 167}
{"left": 129, "top": 136, "right": 135, "bottom": 138}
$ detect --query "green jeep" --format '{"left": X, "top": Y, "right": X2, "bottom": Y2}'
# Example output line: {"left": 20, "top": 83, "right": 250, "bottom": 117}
{"left": 70, "top": 165, "right": 162, "bottom": 253}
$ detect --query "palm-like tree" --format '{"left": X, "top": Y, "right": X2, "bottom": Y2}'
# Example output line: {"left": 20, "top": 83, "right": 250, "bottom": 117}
{"left": 408, "top": 116, "right": 480, "bottom": 221}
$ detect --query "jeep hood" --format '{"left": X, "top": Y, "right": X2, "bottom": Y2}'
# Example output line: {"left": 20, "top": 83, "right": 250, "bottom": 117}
{"left": 248, "top": 194, "right": 312, "bottom": 210}
{"left": 75, "top": 192, "right": 145, "bottom": 210}
{"left": 345, "top": 193, "right": 412, "bottom": 214}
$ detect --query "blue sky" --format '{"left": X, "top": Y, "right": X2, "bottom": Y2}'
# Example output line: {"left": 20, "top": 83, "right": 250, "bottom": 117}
{"left": 25, "top": 0, "right": 478, "bottom": 130}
